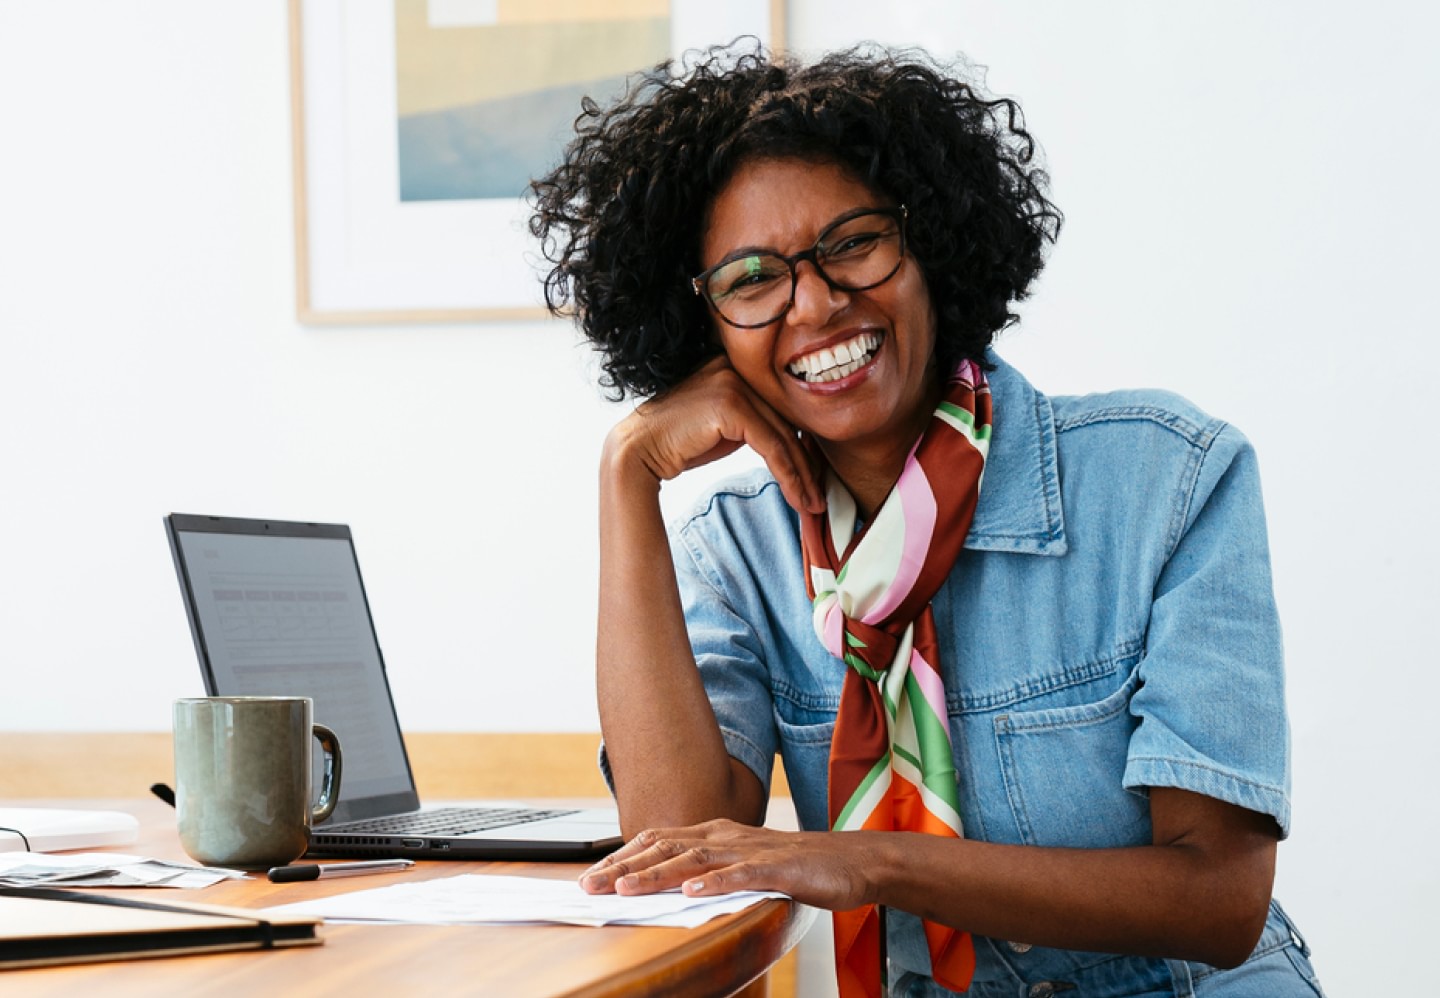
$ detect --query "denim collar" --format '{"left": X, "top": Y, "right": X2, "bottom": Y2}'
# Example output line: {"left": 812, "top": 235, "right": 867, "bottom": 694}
{"left": 964, "top": 350, "right": 1067, "bottom": 555}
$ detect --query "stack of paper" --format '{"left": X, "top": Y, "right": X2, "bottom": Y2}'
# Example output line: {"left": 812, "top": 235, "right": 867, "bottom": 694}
{"left": 0, "top": 853, "right": 245, "bottom": 890}
{"left": 266, "top": 873, "right": 787, "bottom": 929}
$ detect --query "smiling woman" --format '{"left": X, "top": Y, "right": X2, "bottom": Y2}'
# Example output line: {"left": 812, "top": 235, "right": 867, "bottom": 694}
{"left": 528, "top": 42, "right": 1324, "bottom": 998}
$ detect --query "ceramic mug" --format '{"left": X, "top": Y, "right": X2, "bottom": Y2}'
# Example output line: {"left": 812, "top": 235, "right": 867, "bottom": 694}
{"left": 173, "top": 696, "right": 342, "bottom": 869}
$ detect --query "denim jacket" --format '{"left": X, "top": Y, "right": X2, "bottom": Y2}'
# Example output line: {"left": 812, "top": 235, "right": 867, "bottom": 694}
{"left": 661, "top": 352, "right": 1317, "bottom": 994}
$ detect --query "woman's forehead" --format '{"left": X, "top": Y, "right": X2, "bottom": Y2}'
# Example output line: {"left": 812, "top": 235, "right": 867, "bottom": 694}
{"left": 700, "top": 157, "right": 883, "bottom": 263}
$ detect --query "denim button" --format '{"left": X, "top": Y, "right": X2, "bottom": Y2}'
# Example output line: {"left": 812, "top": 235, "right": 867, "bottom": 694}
{"left": 1027, "top": 984, "right": 1076, "bottom": 997}
{"left": 1008, "top": 940, "right": 1033, "bottom": 953}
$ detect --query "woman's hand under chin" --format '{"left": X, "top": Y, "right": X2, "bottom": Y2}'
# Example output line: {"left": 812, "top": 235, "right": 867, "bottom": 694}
{"left": 603, "top": 354, "right": 826, "bottom": 515}
{"left": 579, "top": 819, "right": 879, "bottom": 912}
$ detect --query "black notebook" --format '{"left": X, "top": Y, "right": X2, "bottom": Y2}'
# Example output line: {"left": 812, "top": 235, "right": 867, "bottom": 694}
{"left": 0, "top": 888, "right": 321, "bottom": 970}
{"left": 164, "top": 513, "right": 622, "bottom": 862}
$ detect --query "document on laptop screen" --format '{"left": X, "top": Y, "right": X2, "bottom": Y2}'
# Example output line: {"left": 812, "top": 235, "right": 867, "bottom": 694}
{"left": 172, "top": 529, "right": 412, "bottom": 802}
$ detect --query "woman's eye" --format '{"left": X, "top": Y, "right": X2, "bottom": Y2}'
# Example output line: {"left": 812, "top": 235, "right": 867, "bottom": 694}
{"left": 723, "top": 274, "right": 780, "bottom": 298}
{"left": 827, "top": 232, "right": 881, "bottom": 257}
{"left": 716, "top": 259, "right": 785, "bottom": 298}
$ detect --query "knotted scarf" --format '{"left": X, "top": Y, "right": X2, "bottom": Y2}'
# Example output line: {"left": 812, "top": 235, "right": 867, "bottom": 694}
{"left": 800, "top": 358, "right": 992, "bottom": 998}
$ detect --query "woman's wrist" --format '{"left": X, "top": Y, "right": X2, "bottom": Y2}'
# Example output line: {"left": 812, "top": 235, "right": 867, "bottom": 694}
{"left": 600, "top": 420, "right": 664, "bottom": 500}
{"left": 856, "top": 830, "right": 912, "bottom": 909}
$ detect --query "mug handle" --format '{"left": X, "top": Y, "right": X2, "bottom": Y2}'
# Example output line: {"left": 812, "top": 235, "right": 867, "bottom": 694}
{"left": 311, "top": 723, "right": 343, "bottom": 824}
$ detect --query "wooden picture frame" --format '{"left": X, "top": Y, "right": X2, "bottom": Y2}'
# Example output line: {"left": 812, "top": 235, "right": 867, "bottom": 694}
{"left": 289, "top": 0, "right": 787, "bottom": 324}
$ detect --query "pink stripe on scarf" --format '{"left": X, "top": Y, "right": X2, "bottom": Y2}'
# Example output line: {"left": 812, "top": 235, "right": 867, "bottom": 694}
{"left": 909, "top": 646, "right": 947, "bottom": 724}
{"left": 862, "top": 457, "right": 937, "bottom": 624}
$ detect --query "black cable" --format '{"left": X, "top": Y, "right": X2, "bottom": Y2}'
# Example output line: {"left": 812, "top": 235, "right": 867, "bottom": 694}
{"left": 0, "top": 827, "right": 32, "bottom": 851}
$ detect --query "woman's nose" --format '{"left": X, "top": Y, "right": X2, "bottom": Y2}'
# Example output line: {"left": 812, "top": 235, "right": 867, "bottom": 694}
{"left": 786, "top": 260, "right": 849, "bottom": 327}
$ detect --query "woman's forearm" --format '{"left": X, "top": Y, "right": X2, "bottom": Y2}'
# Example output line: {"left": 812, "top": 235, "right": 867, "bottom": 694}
{"left": 871, "top": 823, "right": 1275, "bottom": 968}
{"left": 585, "top": 789, "right": 1277, "bottom": 968}
{"left": 595, "top": 433, "right": 764, "bottom": 835}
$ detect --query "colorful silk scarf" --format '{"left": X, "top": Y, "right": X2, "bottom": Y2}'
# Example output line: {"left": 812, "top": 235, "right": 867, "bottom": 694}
{"left": 800, "top": 358, "right": 991, "bottom": 998}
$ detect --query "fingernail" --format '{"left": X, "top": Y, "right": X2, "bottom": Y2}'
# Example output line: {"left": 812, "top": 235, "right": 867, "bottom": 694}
{"left": 685, "top": 879, "right": 705, "bottom": 894}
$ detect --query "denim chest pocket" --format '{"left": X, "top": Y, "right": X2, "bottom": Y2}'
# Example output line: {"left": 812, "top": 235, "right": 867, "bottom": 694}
{"left": 772, "top": 685, "right": 840, "bottom": 832}
{"left": 993, "top": 663, "right": 1151, "bottom": 848}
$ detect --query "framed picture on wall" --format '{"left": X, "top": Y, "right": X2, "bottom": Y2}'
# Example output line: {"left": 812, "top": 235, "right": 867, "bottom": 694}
{"left": 289, "top": 0, "right": 787, "bottom": 324}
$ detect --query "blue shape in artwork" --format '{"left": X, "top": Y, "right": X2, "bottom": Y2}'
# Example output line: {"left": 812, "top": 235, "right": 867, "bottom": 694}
{"left": 398, "top": 75, "right": 628, "bottom": 201}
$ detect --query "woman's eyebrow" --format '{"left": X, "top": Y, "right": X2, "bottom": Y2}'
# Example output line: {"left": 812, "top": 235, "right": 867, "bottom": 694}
{"left": 708, "top": 206, "right": 881, "bottom": 266}
{"left": 710, "top": 243, "right": 776, "bottom": 267}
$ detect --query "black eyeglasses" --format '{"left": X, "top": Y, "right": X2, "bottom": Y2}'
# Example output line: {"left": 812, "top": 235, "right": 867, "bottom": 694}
{"left": 692, "top": 206, "right": 908, "bottom": 329}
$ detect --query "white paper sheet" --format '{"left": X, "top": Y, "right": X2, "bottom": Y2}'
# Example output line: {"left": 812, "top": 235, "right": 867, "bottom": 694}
{"left": 0, "top": 807, "right": 139, "bottom": 852}
{"left": 264, "top": 873, "right": 786, "bottom": 929}
{"left": 0, "top": 852, "right": 246, "bottom": 889}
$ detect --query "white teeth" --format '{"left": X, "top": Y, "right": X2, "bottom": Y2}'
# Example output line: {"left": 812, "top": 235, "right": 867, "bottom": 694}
{"left": 787, "top": 332, "right": 880, "bottom": 383}
{"left": 813, "top": 357, "right": 864, "bottom": 382}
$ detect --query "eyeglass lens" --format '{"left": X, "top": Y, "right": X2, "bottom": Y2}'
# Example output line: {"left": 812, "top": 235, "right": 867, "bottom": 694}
{"left": 702, "top": 210, "right": 904, "bottom": 328}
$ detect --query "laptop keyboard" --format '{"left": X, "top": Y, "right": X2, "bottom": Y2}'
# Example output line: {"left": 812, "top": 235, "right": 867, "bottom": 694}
{"left": 336, "top": 806, "right": 579, "bottom": 837}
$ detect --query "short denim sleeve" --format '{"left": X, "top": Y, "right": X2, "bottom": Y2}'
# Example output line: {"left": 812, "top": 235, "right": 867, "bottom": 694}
{"left": 1123, "top": 423, "right": 1291, "bottom": 836}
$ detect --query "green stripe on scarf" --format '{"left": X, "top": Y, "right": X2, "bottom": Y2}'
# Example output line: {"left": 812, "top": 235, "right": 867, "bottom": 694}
{"left": 832, "top": 751, "right": 892, "bottom": 831}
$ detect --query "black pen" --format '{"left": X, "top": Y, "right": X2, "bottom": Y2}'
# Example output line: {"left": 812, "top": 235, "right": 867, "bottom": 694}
{"left": 267, "top": 859, "right": 415, "bottom": 883}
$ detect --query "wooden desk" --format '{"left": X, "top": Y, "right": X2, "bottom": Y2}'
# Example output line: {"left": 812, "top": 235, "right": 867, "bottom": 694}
{"left": 1, "top": 799, "right": 813, "bottom": 997}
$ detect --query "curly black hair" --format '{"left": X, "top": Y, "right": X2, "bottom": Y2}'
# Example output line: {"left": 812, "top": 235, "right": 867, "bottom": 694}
{"left": 529, "top": 40, "right": 1062, "bottom": 400}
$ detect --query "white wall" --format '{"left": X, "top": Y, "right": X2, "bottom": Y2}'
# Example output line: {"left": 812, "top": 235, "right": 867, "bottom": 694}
{"left": 2, "top": 3, "right": 1434, "bottom": 994}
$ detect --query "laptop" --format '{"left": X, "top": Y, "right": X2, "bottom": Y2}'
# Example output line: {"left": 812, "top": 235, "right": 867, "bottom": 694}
{"left": 163, "top": 513, "right": 623, "bottom": 861}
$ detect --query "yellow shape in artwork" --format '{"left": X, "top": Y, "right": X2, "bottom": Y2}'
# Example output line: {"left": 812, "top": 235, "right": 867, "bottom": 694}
{"left": 396, "top": 0, "right": 671, "bottom": 115}
{"left": 497, "top": 0, "right": 668, "bottom": 24}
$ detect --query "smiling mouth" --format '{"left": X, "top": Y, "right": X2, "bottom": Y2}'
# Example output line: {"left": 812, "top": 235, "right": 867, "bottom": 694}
{"left": 786, "top": 331, "right": 882, "bottom": 384}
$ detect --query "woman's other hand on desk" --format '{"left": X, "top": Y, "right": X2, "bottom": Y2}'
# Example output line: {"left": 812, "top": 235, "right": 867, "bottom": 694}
{"left": 580, "top": 819, "right": 875, "bottom": 911}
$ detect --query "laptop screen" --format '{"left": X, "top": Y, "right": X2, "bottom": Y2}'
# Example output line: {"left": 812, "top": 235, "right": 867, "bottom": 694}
{"left": 165, "top": 515, "right": 420, "bottom": 824}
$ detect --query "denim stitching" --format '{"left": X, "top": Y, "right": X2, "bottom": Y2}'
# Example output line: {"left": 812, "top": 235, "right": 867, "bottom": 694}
{"left": 1283, "top": 947, "right": 1327, "bottom": 996}
{"left": 994, "top": 715, "right": 1035, "bottom": 845}
{"left": 1125, "top": 756, "right": 1287, "bottom": 798}
{"left": 1188, "top": 935, "right": 1290, "bottom": 984}
{"left": 771, "top": 640, "right": 1144, "bottom": 718}
{"left": 994, "top": 664, "right": 1143, "bottom": 847}
{"left": 994, "top": 665, "right": 1142, "bottom": 733}
{"left": 772, "top": 715, "right": 835, "bottom": 746}
{"left": 1052, "top": 404, "right": 1226, "bottom": 563}
{"left": 718, "top": 727, "right": 773, "bottom": 785}
{"left": 952, "top": 638, "right": 1144, "bottom": 714}
{"left": 673, "top": 473, "right": 780, "bottom": 529}
{"left": 772, "top": 679, "right": 840, "bottom": 713}
{"left": 1053, "top": 403, "right": 1211, "bottom": 443}
{"left": 1033, "top": 389, "right": 1063, "bottom": 543}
